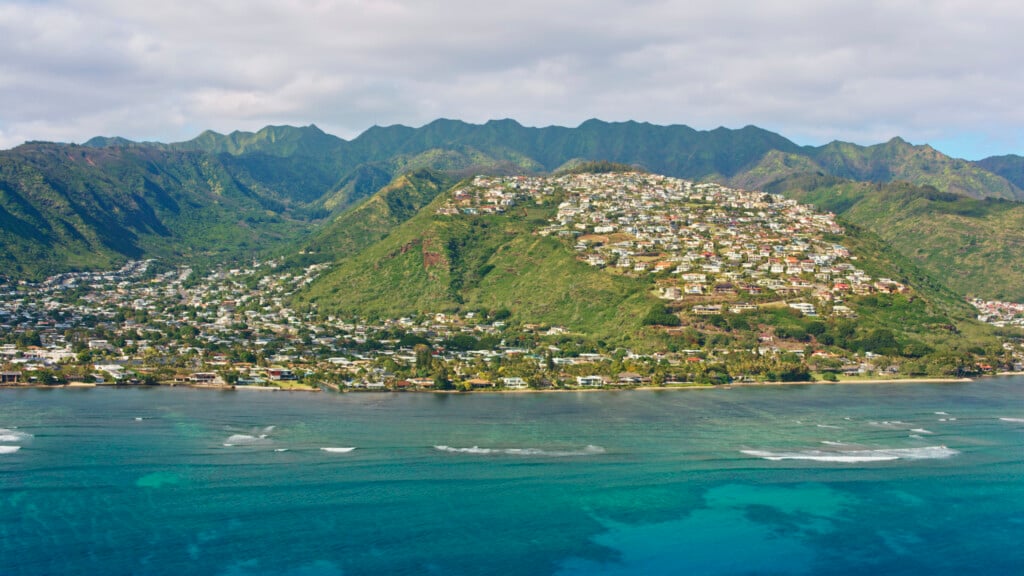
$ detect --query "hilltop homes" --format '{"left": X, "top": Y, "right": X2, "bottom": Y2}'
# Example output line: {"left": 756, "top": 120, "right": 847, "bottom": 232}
{"left": 441, "top": 172, "right": 902, "bottom": 317}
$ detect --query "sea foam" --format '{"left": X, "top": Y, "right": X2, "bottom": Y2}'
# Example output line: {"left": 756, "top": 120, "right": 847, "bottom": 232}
{"left": 0, "top": 429, "right": 32, "bottom": 443}
{"left": 434, "top": 445, "right": 605, "bottom": 457}
{"left": 742, "top": 445, "right": 958, "bottom": 463}
{"left": 223, "top": 434, "right": 271, "bottom": 447}
{"left": 320, "top": 447, "right": 356, "bottom": 453}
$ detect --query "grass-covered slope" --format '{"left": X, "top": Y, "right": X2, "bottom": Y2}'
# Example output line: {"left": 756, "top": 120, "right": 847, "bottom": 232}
{"left": 303, "top": 169, "right": 454, "bottom": 262}
{"left": 7, "top": 119, "right": 1024, "bottom": 284}
{"left": 975, "top": 154, "right": 1024, "bottom": 190}
{"left": 0, "top": 142, "right": 312, "bottom": 278}
{"left": 297, "top": 192, "right": 656, "bottom": 341}
{"left": 773, "top": 175, "right": 1024, "bottom": 302}
{"left": 297, "top": 171, "right": 992, "bottom": 356}
{"left": 811, "top": 138, "right": 1021, "bottom": 200}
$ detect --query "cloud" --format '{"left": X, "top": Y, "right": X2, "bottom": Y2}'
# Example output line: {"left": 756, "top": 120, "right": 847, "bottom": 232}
{"left": 1, "top": 0, "right": 1022, "bottom": 157}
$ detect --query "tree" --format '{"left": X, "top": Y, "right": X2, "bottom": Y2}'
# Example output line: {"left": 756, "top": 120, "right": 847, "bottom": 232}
{"left": 414, "top": 344, "right": 432, "bottom": 376}
{"left": 445, "top": 334, "right": 479, "bottom": 351}
{"left": 651, "top": 370, "right": 666, "bottom": 387}
{"left": 642, "top": 304, "right": 681, "bottom": 327}
{"left": 859, "top": 329, "right": 899, "bottom": 355}
{"left": 433, "top": 363, "right": 454, "bottom": 390}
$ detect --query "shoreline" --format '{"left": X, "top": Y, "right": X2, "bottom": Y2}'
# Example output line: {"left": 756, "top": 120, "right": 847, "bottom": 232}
{"left": 0, "top": 375, "right": 1004, "bottom": 394}
{"left": 415, "top": 375, "right": 980, "bottom": 393}
{"left": 725, "top": 377, "right": 975, "bottom": 387}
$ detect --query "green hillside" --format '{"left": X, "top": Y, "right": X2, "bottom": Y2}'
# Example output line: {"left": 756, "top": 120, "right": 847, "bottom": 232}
{"left": 82, "top": 119, "right": 1024, "bottom": 204}
{"left": 4, "top": 118, "right": 1023, "bottom": 295}
{"left": 773, "top": 176, "right": 1024, "bottom": 301}
{"left": 812, "top": 138, "right": 1020, "bottom": 200}
{"left": 297, "top": 171, "right": 993, "bottom": 357}
{"left": 334, "top": 120, "right": 1024, "bottom": 200}
{"left": 975, "top": 154, "right": 1024, "bottom": 190}
{"left": 168, "top": 124, "right": 345, "bottom": 158}
{"left": 297, "top": 186, "right": 657, "bottom": 343}
{"left": 0, "top": 143, "right": 312, "bottom": 278}
{"left": 303, "top": 169, "right": 455, "bottom": 262}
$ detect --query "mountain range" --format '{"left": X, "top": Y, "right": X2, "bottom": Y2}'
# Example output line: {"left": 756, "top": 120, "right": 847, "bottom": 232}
{"left": 2, "top": 119, "right": 1024, "bottom": 311}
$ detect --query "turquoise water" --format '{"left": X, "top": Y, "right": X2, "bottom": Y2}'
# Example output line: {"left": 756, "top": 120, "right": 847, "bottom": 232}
{"left": 1, "top": 379, "right": 1022, "bottom": 575}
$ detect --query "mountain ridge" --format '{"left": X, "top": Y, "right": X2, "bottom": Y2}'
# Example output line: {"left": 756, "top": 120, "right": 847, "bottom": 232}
{"left": 3, "top": 118, "right": 1023, "bottom": 304}
{"left": 75, "top": 119, "right": 1024, "bottom": 201}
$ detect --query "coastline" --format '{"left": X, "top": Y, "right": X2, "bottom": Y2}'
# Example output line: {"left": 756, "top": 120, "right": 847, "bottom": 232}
{"left": 725, "top": 377, "right": 974, "bottom": 387}
{"left": 421, "top": 376, "right": 976, "bottom": 393}
{"left": 0, "top": 375, "right": 996, "bottom": 394}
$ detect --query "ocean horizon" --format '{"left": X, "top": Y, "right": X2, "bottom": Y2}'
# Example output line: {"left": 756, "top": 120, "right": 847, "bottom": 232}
{"left": 1, "top": 377, "right": 1022, "bottom": 575}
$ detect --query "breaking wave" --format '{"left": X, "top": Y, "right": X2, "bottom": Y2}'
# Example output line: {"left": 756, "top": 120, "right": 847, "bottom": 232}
{"left": 999, "top": 417, "right": 1024, "bottom": 423}
{"left": 741, "top": 445, "right": 958, "bottom": 463}
{"left": 910, "top": 428, "right": 934, "bottom": 435}
{"left": 0, "top": 446, "right": 20, "bottom": 454}
{"left": 0, "top": 428, "right": 32, "bottom": 443}
{"left": 434, "top": 445, "right": 606, "bottom": 457}
{"left": 320, "top": 447, "right": 356, "bottom": 453}
{"left": 223, "top": 434, "right": 271, "bottom": 447}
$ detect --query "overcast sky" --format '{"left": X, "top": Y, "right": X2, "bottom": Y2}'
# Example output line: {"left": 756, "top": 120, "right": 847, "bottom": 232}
{"left": 1, "top": 0, "right": 1021, "bottom": 159}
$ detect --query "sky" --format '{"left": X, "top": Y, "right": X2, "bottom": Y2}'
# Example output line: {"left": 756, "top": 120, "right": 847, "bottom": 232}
{"left": 1, "top": 0, "right": 1022, "bottom": 159}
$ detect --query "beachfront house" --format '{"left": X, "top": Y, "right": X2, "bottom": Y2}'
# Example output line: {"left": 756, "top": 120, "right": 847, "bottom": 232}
{"left": 267, "top": 368, "right": 296, "bottom": 381}
{"left": 0, "top": 371, "right": 21, "bottom": 384}
{"left": 501, "top": 377, "right": 528, "bottom": 389}
{"left": 576, "top": 375, "right": 606, "bottom": 387}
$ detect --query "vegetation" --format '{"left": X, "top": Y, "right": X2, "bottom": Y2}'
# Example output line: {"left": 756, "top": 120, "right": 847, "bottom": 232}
{"left": 0, "top": 119, "right": 1019, "bottom": 385}
{"left": 298, "top": 191, "right": 657, "bottom": 343}
{"left": 3, "top": 118, "right": 1023, "bottom": 322}
{"left": 300, "top": 169, "right": 454, "bottom": 264}
{"left": 773, "top": 177, "right": 1024, "bottom": 301}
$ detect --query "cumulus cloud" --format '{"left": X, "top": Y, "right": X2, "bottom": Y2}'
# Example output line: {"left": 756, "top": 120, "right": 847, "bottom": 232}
{"left": 1, "top": 0, "right": 1022, "bottom": 157}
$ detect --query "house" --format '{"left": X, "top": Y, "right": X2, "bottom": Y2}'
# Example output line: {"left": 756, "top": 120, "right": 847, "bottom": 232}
{"left": 576, "top": 375, "right": 606, "bottom": 387}
{"left": 94, "top": 364, "right": 126, "bottom": 380}
{"left": 713, "top": 283, "right": 736, "bottom": 295}
{"left": 617, "top": 372, "right": 645, "bottom": 385}
{"left": 466, "top": 378, "right": 494, "bottom": 388}
{"left": 501, "top": 377, "right": 528, "bottom": 389}
{"left": 788, "top": 302, "right": 817, "bottom": 316}
{"left": 88, "top": 339, "right": 112, "bottom": 350}
{"left": 267, "top": 368, "right": 296, "bottom": 381}
{"left": 0, "top": 371, "right": 21, "bottom": 384}
{"left": 661, "top": 287, "right": 682, "bottom": 300}
{"left": 409, "top": 377, "right": 434, "bottom": 388}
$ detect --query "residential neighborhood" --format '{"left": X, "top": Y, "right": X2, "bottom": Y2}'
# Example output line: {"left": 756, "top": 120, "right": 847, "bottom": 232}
{"left": 971, "top": 298, "right": 1024, "bottom": 328}
{"left": 442, "top": 172, "right": 906, "bottom": 315}
{"left": 2, "top": 173, "right": 1021, "bottom": 390}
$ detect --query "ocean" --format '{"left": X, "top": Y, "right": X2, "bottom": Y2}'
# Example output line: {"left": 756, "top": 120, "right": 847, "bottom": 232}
{"left": 1, "top": 378, "right": 1021, "bottom": 575}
